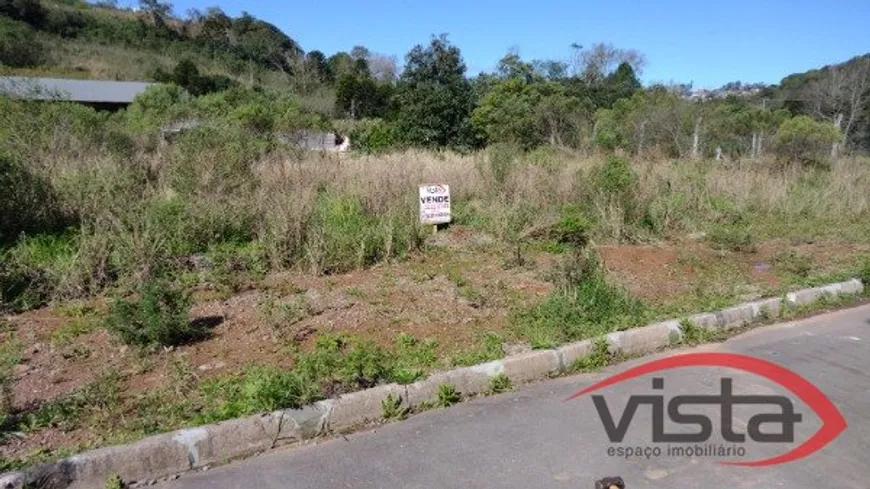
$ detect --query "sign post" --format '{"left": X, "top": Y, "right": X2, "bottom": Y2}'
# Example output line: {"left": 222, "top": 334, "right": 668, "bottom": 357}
{"left": 419, "top": 184, "right": 451, "bottom": 234}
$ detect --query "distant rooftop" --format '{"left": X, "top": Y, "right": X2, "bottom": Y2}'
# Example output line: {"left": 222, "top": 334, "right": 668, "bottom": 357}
{"left": 0, "top": 77, "right": 153, "bottom": 104}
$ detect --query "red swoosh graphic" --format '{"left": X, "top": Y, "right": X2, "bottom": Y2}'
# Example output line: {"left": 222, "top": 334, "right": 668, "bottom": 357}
{"left": 567, "top": 352, "right": 847, "bottom": 467}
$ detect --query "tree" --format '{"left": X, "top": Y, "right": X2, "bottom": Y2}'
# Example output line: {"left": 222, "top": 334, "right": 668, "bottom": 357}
{"left": 230, "top": 13, "right": 303, "bottom": 75}
{"left": 335, "top": 72, "right": 391, "bottom": 119}
{"left": 139, "top": 0, "right": 173, "bottom": 28}
{"left": 304, "top": 50, "right": 331, "bottom": 83}
{"left": 350, "top": 45, "right": 371, "bottom": 61}
{"left": 532, "top": 59, "right": 569, "bottom": 80}
{"left": 472, "top": 77, "right": 585, "bottom": 149}
{"left": 327, "top": 52, "right": 356, "bottom": 81}
{"left": 153, "top": 59, "right": 237, "bottom": 96}
{"left": 394, "top": 35, "right": 476, "bottom": 148}
{"left": 804, "top": 55, "right": 870, "bottom": 154}
{"left": 570, "top": 42, "right": 646, "bottom": 84}
{"left": 496, "top": 51, "right": 534, "bottom": 81}
{"left": 367, "top": 54, "right": 398, "bottom": 82}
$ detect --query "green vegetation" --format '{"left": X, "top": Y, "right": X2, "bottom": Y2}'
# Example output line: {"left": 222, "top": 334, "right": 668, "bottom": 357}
{"left": 104, "top": 279, "right": 201, "bottom": 348}
{"left": 0, "top": 328, "right": 21, "bottom": 418}
{"left": 487, "top": 373, "right": 512, "bottom": 394}
{"left": 381, "top": 393, "right": 409, "bottom": 420}
{"left": 572, "top": 338, "right": 617, "bottom": 372}
{"left": 514, "top": 252, "right": 647, "bottom": 349}
{"left": 105, "top": 475, "right": 125, "bottom": 489}
{"left": 2, "top": 0, "right": 870, "bottom": 471}
{"left": 435, "top": 384, "right": 461, "bottom": 408}
{"left": 679, "top": 319, "right": 725, "bottom": 346}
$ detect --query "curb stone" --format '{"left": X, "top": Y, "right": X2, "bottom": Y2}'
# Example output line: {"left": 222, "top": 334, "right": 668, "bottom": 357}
{"left": 1, "top": 279, "right": 864, "bottom": 489}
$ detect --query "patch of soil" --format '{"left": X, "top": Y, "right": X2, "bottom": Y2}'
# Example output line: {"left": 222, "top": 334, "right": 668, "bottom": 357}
{"left": 599, "top": 244, "right": 702, "bottom": 303}
{"left": 3, "top": 226, "right": 867, "bottom": 461}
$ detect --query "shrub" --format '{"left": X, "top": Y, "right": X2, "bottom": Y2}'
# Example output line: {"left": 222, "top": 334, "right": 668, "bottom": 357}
{"left": 0, "top": 232, "right": 80, "bottom": 311}
{"left": 0, "top": 155, "right": 66, "bottom": 246}
{"left": 293, "top": 335, "right": 395, "bottom": 393}
{"left": 774, "top": 116, "right": 841, "bottom": 165}
{"left": 350, "top": 119, "right": 401, "bottom": 154}
{"left": 0, "top": 0, "right": 46, "bottom": 27}
{"left": 0, "top": 18, "right": 45, "bottom": 67}
{"left": 859, "top": 258, "right": 870, "bottom": 286}
{"left": 593, "top": 156, "right": 637, "bottom": 197}
{"left": 709, "top": 225, "right": 756, "bottom": 253}
{"left": 554, "top": 205, "right": 592, "bottom": 248}
{"left": 124, "top": 84, "right": 192, "bottom": 134}
{"left": 514, "top": 252, "right": 647, "bottom": 348}
{"left": 198, "top": 366, "right": 320, "bottom": 423}
{"left": 104, "top": 279, "right": 200, "bottom": 347}
{"left": 774, "top": 250, "right": 813, "bottom": 279}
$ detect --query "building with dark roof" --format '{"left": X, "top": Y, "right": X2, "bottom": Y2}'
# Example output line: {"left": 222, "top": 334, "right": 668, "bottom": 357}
{"left": 0, "top": 76, "right": 153, "bottom": 110}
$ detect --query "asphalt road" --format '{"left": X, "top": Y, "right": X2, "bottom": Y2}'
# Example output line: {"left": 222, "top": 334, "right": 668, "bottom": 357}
{"left": 158, "top": 304, "right": 870, "bottom": 489}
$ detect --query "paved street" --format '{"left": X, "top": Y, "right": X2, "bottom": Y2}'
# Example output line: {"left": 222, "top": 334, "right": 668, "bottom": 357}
{"left": 159, "top": 304, "right": 870, "bottom": 489}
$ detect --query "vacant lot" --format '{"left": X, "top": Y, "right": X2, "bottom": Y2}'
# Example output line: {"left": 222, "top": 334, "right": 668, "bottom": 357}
{"left": 3, "top": 96, "right": 870, "bottom": 470}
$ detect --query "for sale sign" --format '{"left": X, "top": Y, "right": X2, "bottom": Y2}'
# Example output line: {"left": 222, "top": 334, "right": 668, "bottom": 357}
{"left": 419, "top": 185, "right": 451, "bottom": 225}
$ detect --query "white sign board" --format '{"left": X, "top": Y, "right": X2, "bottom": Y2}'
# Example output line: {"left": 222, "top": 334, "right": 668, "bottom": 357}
{"left": 419, "top": 184, "right": 451, "bottom": 225}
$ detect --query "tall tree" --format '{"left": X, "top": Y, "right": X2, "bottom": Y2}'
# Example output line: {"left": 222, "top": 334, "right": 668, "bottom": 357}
{"left": 805, "top": 55, "right": 870, "bottom": 154}
{"left": 570, "top": 42, "right": 646, "bottom": 84}
{"left": 304, "top": 50, "right": 331, "bottom": 82}
{"left": 139, "top": 0, "right": 173, "bottom": 29}
{"left": 394, "top": 35, "right": 476, "bottom": 148}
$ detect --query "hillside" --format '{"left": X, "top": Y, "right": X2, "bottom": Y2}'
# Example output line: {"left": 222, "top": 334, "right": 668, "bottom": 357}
{"left": 774, "top": 53, "right": 870, "bottom": 149}
{"left": 0, "top": 0, "right": 301, "bottom": 88}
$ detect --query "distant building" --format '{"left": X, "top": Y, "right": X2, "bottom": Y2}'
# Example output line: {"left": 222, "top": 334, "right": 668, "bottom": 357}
{"left": 0, "top": 76, "right": 153, "bottom": 110}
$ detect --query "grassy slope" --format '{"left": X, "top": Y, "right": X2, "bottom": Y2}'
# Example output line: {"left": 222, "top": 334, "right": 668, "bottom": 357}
{"left": 0, "top": 2, "right": 291, "bottom": 88}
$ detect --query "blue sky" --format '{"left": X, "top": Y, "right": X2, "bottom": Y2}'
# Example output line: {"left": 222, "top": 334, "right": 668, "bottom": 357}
{"left": 125, "top": 0, "right": 868, "bottom": 88}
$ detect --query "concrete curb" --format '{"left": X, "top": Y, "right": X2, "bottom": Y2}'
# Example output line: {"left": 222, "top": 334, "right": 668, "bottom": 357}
{"left": 1, "top": 278, "right": 864, "bottom": 488}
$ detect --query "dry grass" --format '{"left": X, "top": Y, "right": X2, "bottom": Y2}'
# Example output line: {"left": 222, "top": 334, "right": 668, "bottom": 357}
{"left": 3, "top": 95, "right": 870, "bottom": 310}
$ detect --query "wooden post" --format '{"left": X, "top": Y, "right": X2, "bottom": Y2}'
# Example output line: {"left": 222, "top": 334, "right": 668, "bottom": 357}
{"left": 432, "top": 224, "right": 438, "bottom": 235}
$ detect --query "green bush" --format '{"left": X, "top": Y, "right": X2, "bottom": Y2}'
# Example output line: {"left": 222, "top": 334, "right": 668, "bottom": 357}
{"left": 774, "top": 115, "right": 841, "bottom": 165}
{"left": 513, "top": 252, "right": 647, "bottom": 348}
{"left": 0, "top": 155, "right": 67, "bottom": 246}
{"left": 104, "top": 279, "right": 200, "bottom": 347}
{"left": 0, "top": 18, "right": 45, "bottom": 67}
{"left": 350, "top": 119, "right": 401, "bottom": 154}
{"left": 859, "top": 258, "right": 870, "bottom": 286}
{"left": 594, "top": 156, "right": 636, "bottom": 196}
{"left": 0, "top": 232, "right": 80, "bottom": 311}
{"left": 0, "top": 0, "right": 46, "bottom": 27}
{"left": 292, "top": 335, "right": 395, "bottom": 393}
{"left": 555, "top": 204, "right": 592, "bottom": 247}
{"left": 709, "top": 225, "right": 756, "bottom": 253}
{"left": 124, "top": 84, "right": 192, "bottom": 134}
{"left": 198, "top": 366, "right": 320, "bottom": 423}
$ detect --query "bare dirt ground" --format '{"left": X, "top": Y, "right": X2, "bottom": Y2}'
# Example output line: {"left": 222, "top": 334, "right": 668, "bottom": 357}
{"left": 2, "top": 226, "right": 868, "bottom": 462}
